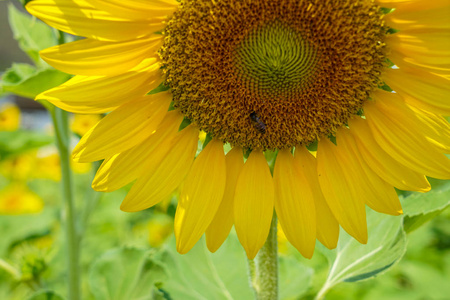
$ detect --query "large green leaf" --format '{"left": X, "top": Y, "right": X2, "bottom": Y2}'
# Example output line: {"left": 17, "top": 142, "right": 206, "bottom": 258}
{"left": 1, "top": 63, "right": 70, "bottom": 99}
{"left": 278, "top": 256, "right": 314, "bottom": 300}
{"left": 0, "top": 130, "right": 53, "bottom": 160}
{"left": 88, "top": 247, "right": 168, "bottom": 300}
{"left": 316, "top": 209, "right": 406, "bottom": 299}
{"left": 401, "top": 182, "right": 450, "bottom": 233}
{"left": 158, "top": 233, "right": 313, "bottom": 300}
{"left": 157, "top": 235, "right": 253, "bottom": 300}
{"left": 0, "top": 208, "right": 57, "bottom": 256}
{"left": 7, "top": 4, "right": 57, "bottom": 66}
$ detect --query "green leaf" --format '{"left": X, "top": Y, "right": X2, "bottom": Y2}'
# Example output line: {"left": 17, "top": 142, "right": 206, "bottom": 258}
{"left": 0, "top": 208, "right": 57, "bottom": 256}
{"left": 316, "top": 209, "right": 407, "bottom": 299}
{"left": 1, "top": 63, "right": 70, "bottom": 99}
{"left": 8, "top": 4, "right": 58, "bottom": 66}
{"left": 0, "top": 130, "right": 53, "bottom": 160}
{"left": 1, "top": 63, "right": 36, "bottom": 85}
{"left": 279, "top": 256, "right": 313, "bottom": 300}
{"left": 157, "top": 235, "right": 254, "bottom": 300}
{"left": 88, "top": 247, "right": 168, "bottom": 300}
{"left": 158, "top": 234, "right": 313, "bottom": 300}
{"left": 152, "top": 289, "right": 173, "bottom": 300}
{"left": 27, "top": 290, "right": 64, "bottom": 300}
{"left": 401, "top": 182, "right": 450, "bottom": 233}
{"left": 398, "top": 261, "right": 450, "bottom": 299}
{"left": 361, "top": 261, "right": 450, "bottom": 300}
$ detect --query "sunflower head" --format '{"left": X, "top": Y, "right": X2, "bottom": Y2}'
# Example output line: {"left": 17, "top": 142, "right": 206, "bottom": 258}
{"left": 160, "top": 0, "right": 387, "bottom": 150}
{"left": 26, "top": 0, "right": 450, "bottom": 259}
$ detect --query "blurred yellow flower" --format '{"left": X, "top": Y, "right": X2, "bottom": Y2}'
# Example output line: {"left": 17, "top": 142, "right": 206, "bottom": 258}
{"left": 0, "top": 151, "right": 37, "bottom": 181}
{"left": 34, "top": 153, "right": 61, "bottom": 181}
{"left": 147, "top": 214, "right": 173, "bottom": 248}
{"left": 0, "top": 183, "right": 43, "bottom": 215}
{"left": 70, "top": 158, "right": 92, "bottom": 174}
{"left": 1, "top": 149, "right": 91, "bottom": 183}
{"left": 34, "top": 152, "right": 91, "bottom": 178}
{"left": 0, "top": 103, "right": 21, "bottom": 131}
{"left": 71, "top": 114, "right": 102, "bottom": 136}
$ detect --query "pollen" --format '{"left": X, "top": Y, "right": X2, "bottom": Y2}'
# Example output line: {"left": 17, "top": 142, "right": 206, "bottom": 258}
{"left": 160, "top": 0, "right": 387, "bottom": 150}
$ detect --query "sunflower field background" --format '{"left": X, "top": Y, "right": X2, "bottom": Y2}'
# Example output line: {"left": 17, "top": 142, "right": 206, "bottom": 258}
{"left": 1, "top": 1, "right": 450, "bottom": 300}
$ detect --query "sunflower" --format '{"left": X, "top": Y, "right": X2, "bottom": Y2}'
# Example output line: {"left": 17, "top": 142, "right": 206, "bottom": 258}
{"left": 26, "top": 0, "right": 450, "bottom": 259}
{"left": 0, "top": 103, "right": 21, "bottom": 131}
{"left": 0, "top": 183, "right": 43, "bottom": 215}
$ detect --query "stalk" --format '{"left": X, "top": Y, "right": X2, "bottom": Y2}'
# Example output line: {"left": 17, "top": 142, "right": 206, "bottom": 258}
{"left": 249, "top": 212, "right": 278, "bottom": 300}
{"left": 52, "top": 108, "right": 80, "bottom": 300}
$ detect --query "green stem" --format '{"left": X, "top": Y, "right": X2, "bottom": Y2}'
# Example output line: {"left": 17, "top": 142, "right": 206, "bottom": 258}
{"left": 247, "top": 258, "right": 257, "bottom": 296}
{"left": 52, "top": 108, "right": 80, "bottom": 300}
{"left": 249, "top": 212, "right": 279, "bottom": 300}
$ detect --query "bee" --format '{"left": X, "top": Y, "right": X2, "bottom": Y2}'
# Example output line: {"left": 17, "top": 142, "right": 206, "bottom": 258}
{"left": 250, "top": 111, "right": 266, "bottom": 134}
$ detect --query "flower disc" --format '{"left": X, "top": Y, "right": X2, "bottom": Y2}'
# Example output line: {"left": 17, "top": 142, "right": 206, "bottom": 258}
{"left": 161, "top": 0, "right": 387, "bottom": 150}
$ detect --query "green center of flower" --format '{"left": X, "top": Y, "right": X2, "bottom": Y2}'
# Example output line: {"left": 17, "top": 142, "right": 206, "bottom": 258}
{"left": 234, "top": 21, "right": 319, "bottom": 100}
{"left": 160, "top": 0, "right": 387, "bottom": 150}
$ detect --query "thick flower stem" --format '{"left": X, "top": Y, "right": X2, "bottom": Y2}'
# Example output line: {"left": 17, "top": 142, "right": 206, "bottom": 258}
{"left": 249, "top": 212, "right": 278, "bottom": 300}
{"left": 52, "top": 107, "right": 81, "bottom": 300}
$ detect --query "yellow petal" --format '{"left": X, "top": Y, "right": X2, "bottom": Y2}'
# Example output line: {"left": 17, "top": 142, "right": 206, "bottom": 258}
{"left": 273, "top": 149, "right": 316, "bottom": 258}
{"left": 348, "top": 117, "right": 430, "bottom": 192}
{"left": 337, "top": 128, "right": 403, "bottom": 216}
{"left": 175, "top": 139, "right": 227, "bottom": 254}
{"left": 388, "top": 52, "right": 450, "bottom": 76}
{"left": 391, "top": 0, "right": 450, "bottom": 10}
{"left": 92, "top": 111, "right": 183, "bottom": 192}
{"left": 206, "top": 146, "right": 244, "bottom": 253}
{"left": 234, "top": 151, "right": 274, "bottom": 259}
{"left": 382, "top": 67, "right": 450, "bottom": 116}
{"left": 385, "top": 1, "right": 450, "bottom": 30}
{"left": 86, "top": 0, "right": 179, "bottom": 20}
{"left": 36, "top": 58, "right": 162, "bottom": 114}
{"left": 40, "top": 35, "right": 163, "bottom": 76}
{"left": 26, "top": 0, "right": 166, "bottom": 42}
{"left": 366, "top": 91, "right": 450, "bottom": 179}
{"left": 387, "top": 29, "right": 450, "bottom": 73}
{"left": 386, "top": 29, "right": 450, "bottom": 63}
{"left": 375, "top": 0, "right": 419, "bottom": 7}
{"left": 294, "top": 147, "right": 339, "bottom": 250}
{"left": 120, "top": 125, "right": 199, "bottom": 212}
{"left": 73, "top": 92, "right": 171, "bottom": 163}
{"left": 317, "top": 138, "right": 368, "bottom": 244}
{"left": 408, "top": 106, "right": 450, "bottom": 153}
